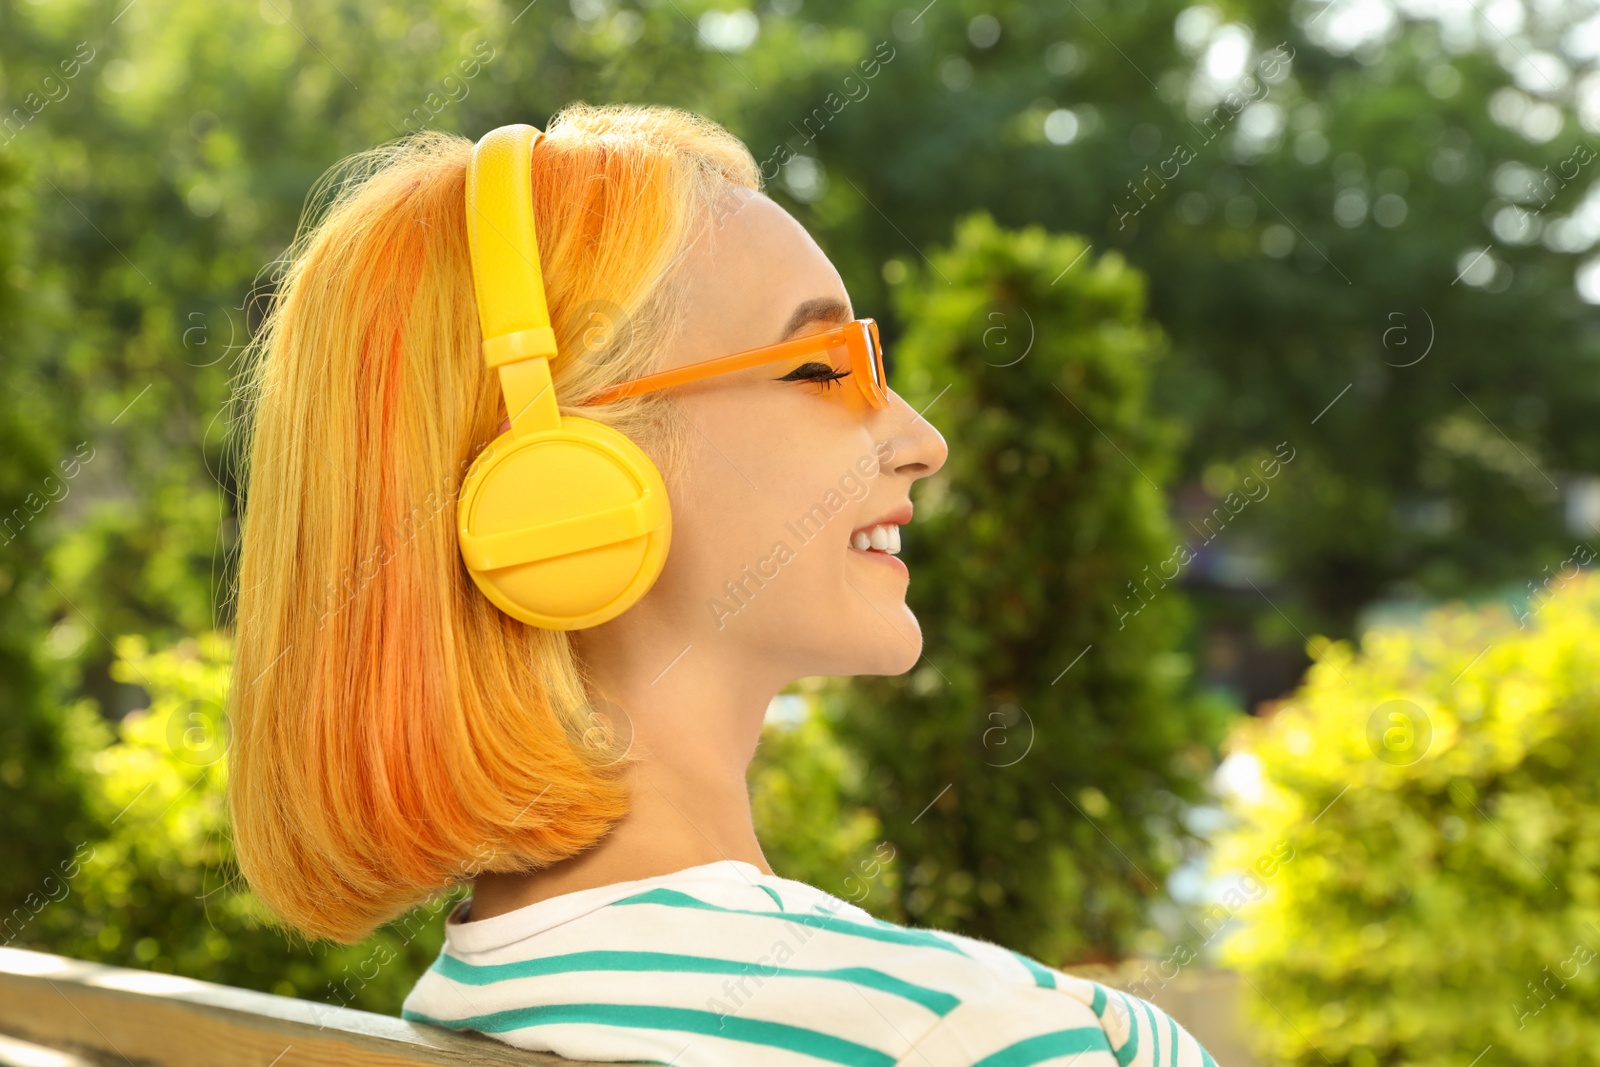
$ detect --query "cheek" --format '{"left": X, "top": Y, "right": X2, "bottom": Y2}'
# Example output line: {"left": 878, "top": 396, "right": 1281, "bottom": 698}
{"left": 749, "top": 401, "right": 874, "bottom": 553}
{"left": 665, "top": 392, "right": 872, "bottom": 609}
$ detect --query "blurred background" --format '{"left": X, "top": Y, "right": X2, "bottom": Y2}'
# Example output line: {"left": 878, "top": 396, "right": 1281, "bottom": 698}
{"left": 4, "top": 0, "right": 1600, "bottom": 1063}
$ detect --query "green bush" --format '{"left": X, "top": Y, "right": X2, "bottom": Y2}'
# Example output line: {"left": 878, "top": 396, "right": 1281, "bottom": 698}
{"left": 19, "top": 633, "right": 454, "bottom": 1015}
{"left": 0, "top": 126, "right": 97, "bottom": 932}
{"left": 16, "top": 632, "right": 897, "bottom": 1013}
{"left": 829, "top": 211, "right": 1231, "bottom": 965}
{"left": 748, "top": 685, "right": 901, "bottom": 915}
{"left": 1215, "top": 570, "right": 1600, "bottom": 1065}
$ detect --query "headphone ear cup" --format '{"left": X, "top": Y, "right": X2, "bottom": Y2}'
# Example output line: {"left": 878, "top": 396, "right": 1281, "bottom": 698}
{"left": 457, "top": 417, "right": 671, "bottom": 630}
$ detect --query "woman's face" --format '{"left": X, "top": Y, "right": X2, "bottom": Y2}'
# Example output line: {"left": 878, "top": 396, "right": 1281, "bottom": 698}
{"left": 620, "top": 186, "right": 947, "bottom": 684}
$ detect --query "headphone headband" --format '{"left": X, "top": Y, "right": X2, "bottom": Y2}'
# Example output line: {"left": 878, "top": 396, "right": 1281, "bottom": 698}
{"left": 465, "top": 124, "right": 560, "bottom": 437}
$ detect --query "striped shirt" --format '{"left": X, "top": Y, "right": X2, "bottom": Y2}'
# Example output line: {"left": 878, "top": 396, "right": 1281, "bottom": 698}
{"left": 402, "top": 859, "right": 1220, "bottom": 1067}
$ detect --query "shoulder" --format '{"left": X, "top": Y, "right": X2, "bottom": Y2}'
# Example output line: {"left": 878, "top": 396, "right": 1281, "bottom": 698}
{"left": 891, "top": 928, "right": 1222, "bottom": 1067}
{"left": 404, "top": 881, "right": 1221, "bottom": 1067}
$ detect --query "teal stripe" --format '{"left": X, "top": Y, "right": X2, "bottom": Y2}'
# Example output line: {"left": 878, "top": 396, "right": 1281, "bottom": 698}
{"left": 1111, "top": 990, "right": 1140, "bottom": 1067}
{"left": 1010, "top": 951, "right": 1057, "bottom": 989}
{"left": 1141, "top": 997, "right": 1160, "bottom": 1067}
{"left": 403, "top": 1002, "right": 898, "bottom": 1067}
{"left": 758, "top": 885, "right": 786, "bottom": 911}
{"left": 1200, "top": 1043, "right": 1219, "bottom": 1067}
{"left": 1089, "top": 980, "right": 1107, "bottom": 1016}
{"left": 1167, "top": 1014, "right": 1180, "bottom": 1067}
{"left": 610, "top": 888, "right": 974, "bottom": 959}
{"left": 969, "top": 1027, "right": 1114, "bottom": 1067}
{"left": 428, "top": 950, "right": 960, "bottom": 1015}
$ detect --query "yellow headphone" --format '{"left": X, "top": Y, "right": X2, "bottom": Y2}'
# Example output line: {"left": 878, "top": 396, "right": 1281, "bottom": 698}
{"left": 456, "top": 123, "right": 672, "bottom": 630}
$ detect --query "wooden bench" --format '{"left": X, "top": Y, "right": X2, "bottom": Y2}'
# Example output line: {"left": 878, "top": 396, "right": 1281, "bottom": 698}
{"left": 0, "top": 947, "right": 593, "bottom": 1066}
{"left": 0, "top": 947, "right": 1254, "bottom": 1066}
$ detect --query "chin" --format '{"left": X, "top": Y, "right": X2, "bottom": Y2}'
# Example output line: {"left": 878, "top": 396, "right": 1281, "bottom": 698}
{"left": 876, "top": 642, "right": 923, "bottom": 677}
{"left": 789, "top": 617, "right": 921, "bottom": 679}
{"left": 839, "top": 615, "right": 924, "bottom": 677}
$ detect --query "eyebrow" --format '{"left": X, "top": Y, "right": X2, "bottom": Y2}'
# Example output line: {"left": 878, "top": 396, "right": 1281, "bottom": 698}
{"left": 777, "top": 297, "right": 853, "bottom": 342}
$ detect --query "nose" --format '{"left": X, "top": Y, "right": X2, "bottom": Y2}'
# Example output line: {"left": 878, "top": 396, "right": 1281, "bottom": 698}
{"left": 872, "top": 386, "right": 948, "bottom": 481}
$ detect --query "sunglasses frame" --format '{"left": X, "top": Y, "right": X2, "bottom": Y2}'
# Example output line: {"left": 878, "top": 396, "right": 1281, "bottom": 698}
{"left": 585, "top": 317, "right": 888, "bottom": 409}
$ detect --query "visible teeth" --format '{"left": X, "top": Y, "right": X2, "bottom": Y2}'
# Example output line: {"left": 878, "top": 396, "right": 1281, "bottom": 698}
{"left": 852, "top": 523, "right": 902, "bottom": 553}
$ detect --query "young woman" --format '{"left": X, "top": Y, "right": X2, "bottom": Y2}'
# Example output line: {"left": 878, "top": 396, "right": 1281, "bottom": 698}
{"left": 228, "top": 103, "right": 1220, "bottom": 1067}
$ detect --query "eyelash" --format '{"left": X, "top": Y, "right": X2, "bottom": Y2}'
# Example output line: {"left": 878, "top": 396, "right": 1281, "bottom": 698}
{"left": 777, "top": 361, "right": 852, "bottom": 392}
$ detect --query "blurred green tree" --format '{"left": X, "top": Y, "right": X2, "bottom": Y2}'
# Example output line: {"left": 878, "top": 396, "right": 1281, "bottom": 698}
{"left": 1215, "top": 570, "right": 1600, "bottom": 1065}
{"left": 18, "top": 634, "right": 457, "bottom": 1012}
{"left": 0, "top": 117, "right": 98, "bottom": 932}
{"left": 13, "top": 633, "right": 895, "bottom": 1014}
{"left": 827, "top": 211, "right": 1232, "bottom": 965}
{"left": 747, "top": 686, "right": 902, "bottom": 917}
{"left": 7, "top": 0, "right": 1600, "bottom": 997}
{"left": 10, "top": 0, "right": 1600, "bottom": 674}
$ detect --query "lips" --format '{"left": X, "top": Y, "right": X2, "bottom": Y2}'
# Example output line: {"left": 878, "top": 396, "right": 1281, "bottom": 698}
{"left": 849, "top": 504, "right": 913, "bottom": 556}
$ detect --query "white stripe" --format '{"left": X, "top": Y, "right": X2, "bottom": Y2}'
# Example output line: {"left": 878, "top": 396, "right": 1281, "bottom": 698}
{"left": 412, "top": 965, "right": 939, "bottom": 1043}
{"left": 892, "top": 983, "right": 1120, "bottom": 1067}
{"left": 915, "top": 927, "right": 1044, "bottom": 987}
{"left": 493, "top": 906, "right": 985, "bottom": 989}
{"left": 467, "top": 1018, "right": 881, "bottom": 1067}
{"left": 403, "top": 867, "right": 1221, "bottom": 1067}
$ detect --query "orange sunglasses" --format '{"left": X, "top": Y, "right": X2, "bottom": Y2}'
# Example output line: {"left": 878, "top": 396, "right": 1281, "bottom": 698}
{"left": 586, "top": 317, "right": 889, "bottom": 409}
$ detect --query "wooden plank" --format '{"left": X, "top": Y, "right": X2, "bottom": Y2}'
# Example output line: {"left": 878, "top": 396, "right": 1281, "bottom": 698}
{"left": 0, "top": 948, "right": 621, "bottom": 1067}
{"left": 0, "top": 1031, "right": 99, "bottom": 1067}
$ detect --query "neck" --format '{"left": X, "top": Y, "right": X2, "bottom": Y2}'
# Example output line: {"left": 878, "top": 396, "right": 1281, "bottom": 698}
{"left": 470, "top": 758, "right": 772, "bottom": 920}
{"left": 468, "top": 614, "right": 780, "bottom": 921}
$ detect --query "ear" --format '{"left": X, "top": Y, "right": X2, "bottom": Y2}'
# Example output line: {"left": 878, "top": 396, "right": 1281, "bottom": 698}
{"left": 498, "top": 416, "right": 511, "bottom": 433}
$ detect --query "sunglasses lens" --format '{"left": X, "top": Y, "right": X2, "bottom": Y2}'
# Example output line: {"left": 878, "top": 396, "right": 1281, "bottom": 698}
{"left": 863, "top": 322, "right": 887, "bottom": 404}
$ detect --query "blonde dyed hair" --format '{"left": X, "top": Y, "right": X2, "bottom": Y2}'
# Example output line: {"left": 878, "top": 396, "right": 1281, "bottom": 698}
{"left": 227, "top": 104, "right": 761, "bottom": 943}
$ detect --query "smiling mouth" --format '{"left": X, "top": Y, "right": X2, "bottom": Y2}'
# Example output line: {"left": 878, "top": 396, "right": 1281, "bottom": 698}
{"left": 849, "top": 522, "right": 902, "bottom": 555}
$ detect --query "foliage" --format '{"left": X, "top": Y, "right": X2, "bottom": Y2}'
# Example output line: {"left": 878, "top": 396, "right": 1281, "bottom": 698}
{"left": 0, "top": 108, "right": 96, "bottom": 920}
{"left": 828, "top": 212, "right": 1231, "bottom": 966}
{"left": 15, "top": 632, "right": 891, "bottom": 1014}
{"left": 2, "top": 0, "right": 1596, "bottom": 707}
{"left": 1127, "top": 1, "right": 1600, "bottom": 632}
{"left": 17, "top": 634, "right": 457, "bottom": 1015}
{"left": 747, "top": 686, "right": 901, "bottom": 917}
{"left": 1215, "top": 570, "right": 1600, "bottom": 1065}
{"left": 7, "top": 0, "right": 1600, "bottom": 1015}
